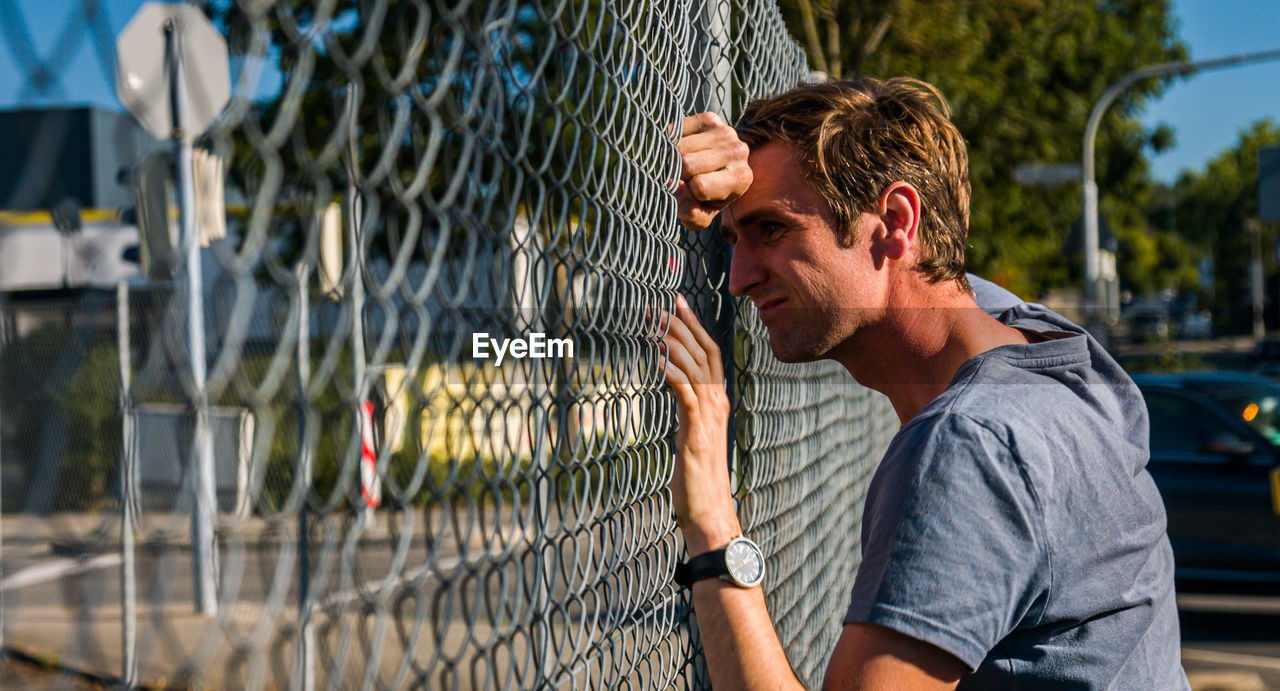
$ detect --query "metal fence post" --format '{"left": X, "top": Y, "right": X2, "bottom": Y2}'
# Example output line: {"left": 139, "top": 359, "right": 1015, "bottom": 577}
{"left": 344, "top": 85, "right": 371, "bottom": 525}
{"left": 166, "top": 17, "right": 218, "bottom": 617}
{"left": 295, "top": 264, "right": 315, "bottom": 691}
{"left": 682, "top": 4, "right": 736, "bottom": 685}
{"left": 117, "top": 281, "right": 138, "bottom": 687}
{"left": 706, "top": 0, "right": 736, "bottom": 488}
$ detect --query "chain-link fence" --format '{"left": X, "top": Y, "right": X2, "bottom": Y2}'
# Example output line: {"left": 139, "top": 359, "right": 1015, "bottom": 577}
{"left": 0, "top": 0, "right": 898, "bottom": 687}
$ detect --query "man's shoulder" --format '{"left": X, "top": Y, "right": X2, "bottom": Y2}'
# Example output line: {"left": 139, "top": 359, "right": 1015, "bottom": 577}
{"left": 885, "top": 409, "right": 1018, "bottom": 477}
{"left": 967, "top": 273, "right": 1024, "bottom": 315}
{"left": 967, "top": 273, "right": 1088, "bottom": 335}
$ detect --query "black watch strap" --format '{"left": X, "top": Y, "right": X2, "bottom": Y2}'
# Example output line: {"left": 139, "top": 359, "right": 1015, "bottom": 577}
{"left": 674, "top": 549, "right": 728, "bottom": 587}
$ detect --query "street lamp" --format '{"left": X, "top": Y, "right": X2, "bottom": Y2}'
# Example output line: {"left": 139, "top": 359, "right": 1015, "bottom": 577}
{"left": 1081, "top": 47, "right": 1280, "bottom": 342}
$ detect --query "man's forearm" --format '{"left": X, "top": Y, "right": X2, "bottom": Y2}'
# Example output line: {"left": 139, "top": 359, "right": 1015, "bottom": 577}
{"left": 691, "top": 578, "right": 804, "bottom": 690}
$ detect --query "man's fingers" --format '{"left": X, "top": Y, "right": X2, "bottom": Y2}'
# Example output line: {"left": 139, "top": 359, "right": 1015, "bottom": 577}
{"left": 681, "top": 111, "right": 723, "bottom": 137}
{"left": 679, "top": 143, "right": 750, "bottom": 183}
{"left": 652, "top": 300, "right": 726, "bottom": 399}
{"left": 650, "top": 304, "right": 723, "bottom": 387}
{"left": 663, "top": 308, "right": 710, "bottom": 373}
{"left": 678, "top": 122, "right": 741, "bottom": 157}
{"left": 675, "top": 295, "right": 723, "bottom": 385}
{"left": 651, "top": 308, "right": 704, "bottom": 375}
{"left": 644, "top": 305, "right": 666, "bottom": 339}
{"left": 681, "top": 165, "right": 753, "bottom": 203}
{"left": 663, "top": 337, "right": 705, "bottom": 385}
{"left": 677, "top": 199, "right": 724, "bottom": 233}
{"left": 659, "top": 341, "right": 700, "bottom": 410}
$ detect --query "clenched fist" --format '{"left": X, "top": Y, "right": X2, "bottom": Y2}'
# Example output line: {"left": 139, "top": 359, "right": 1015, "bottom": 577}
{"left": 676, "top": 112, "right": 753, "bottom": 232}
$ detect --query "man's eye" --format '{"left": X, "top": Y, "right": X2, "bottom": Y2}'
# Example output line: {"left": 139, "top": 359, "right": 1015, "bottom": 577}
{"left": 761, "top": 222, "right": 786, "bottom": 238}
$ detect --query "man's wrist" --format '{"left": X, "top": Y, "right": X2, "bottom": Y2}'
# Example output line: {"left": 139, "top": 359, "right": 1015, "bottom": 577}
{"left": 681, "top": 513, "right": 743, "bottom": 557}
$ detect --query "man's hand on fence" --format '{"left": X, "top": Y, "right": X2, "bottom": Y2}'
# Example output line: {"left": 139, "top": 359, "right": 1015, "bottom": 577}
{"left": 676, "top": 112, "right": 753, "bottom": 232}
{"left": 653, "top": 294, "right": 740, "bottom": 556}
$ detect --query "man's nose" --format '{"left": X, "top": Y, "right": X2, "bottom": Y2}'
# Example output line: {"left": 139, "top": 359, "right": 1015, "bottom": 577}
{"left": 728, "top": 243, "right": 764, "bottom": 298}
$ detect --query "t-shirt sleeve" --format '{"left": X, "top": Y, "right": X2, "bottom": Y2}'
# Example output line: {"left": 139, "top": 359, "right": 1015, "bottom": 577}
{"left": 844, "top": 413, "right": 1049, "bottom": 671}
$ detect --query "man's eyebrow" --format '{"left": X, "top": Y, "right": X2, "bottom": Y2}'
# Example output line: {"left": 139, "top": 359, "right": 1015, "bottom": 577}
{"left": 733, "top": 209, "right": 787, "bottom": 229}
{"left": 720, "top": 209, "right": 787, "bottom": 243}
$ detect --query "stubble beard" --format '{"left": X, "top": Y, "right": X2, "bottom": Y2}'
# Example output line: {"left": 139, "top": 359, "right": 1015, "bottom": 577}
{"left": 764, "top": 311, "right": 847, "bottom": 364}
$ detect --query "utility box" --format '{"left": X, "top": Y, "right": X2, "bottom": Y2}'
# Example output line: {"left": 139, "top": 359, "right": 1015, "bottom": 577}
{"left": 1261, "top": 146, "right": 1280, "bottom": 222}
{"left": 127, "top": 404, "right": 254, "bottom": 516}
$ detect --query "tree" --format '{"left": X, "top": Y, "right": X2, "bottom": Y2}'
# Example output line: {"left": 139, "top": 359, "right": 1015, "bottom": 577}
{"left": 773, "top": 0, "right": 1187, "bottom": 298}
{"left": 1164, "top": 119, "right": 1280, "bottom": 332}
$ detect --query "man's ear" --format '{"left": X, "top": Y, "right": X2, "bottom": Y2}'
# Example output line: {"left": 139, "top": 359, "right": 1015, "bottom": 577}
{"left": 877, "top": 182, "right": 921, "bottom": 261}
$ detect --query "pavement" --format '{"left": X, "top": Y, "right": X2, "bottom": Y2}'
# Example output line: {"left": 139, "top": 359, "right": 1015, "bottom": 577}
{"left": 0, "top": 507, "right": 670, "bottom": 688}
{"left": 1179, "top": 592, "right": 1280, "bottom": 690}
{"left": 0, "top": 508, "right": 533, "bottom": 688}
{"left": 3, "top": 467, "right": 1280, "bottom": 689}
{"left": 3, "top": 531, "right": 1278, "bottom": 690}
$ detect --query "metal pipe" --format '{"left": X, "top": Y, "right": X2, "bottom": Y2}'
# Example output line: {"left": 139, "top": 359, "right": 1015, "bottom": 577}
{"left": 118, "top": 281, "right": 138, "bottom": 687}
{"left": 295, "top": 264, "right": 314, "bottom": 691}
{"left": 167, "top": 16, "right": 218, "bottom": 616}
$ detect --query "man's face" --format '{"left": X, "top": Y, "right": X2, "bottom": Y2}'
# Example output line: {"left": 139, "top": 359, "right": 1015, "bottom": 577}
{"left": 722, "top": 144, "right": 885, "bottom": 363}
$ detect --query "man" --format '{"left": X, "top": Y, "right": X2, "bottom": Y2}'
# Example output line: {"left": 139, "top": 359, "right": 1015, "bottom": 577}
{"left": 658, "top": 77, "right": 1187, "bottom": 689}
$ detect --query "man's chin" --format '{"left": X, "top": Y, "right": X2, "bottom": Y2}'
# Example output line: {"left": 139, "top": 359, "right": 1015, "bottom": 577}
{"left": 766, "top": 330, "right": 823, "bottom": 364}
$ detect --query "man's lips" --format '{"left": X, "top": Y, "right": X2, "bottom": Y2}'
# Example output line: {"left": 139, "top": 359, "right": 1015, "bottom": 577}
{"left": 754, "top": 297, "right": 787, "bottom": 316}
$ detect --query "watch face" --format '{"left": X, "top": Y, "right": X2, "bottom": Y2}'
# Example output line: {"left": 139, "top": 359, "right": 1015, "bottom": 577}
{"left": 725, "top": 538, "right": 765, "bottom": 587}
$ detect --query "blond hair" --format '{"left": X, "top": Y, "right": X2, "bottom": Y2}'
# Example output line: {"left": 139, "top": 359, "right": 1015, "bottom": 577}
{"left": 736, "top": 77, "right": 971, "bottom": 289}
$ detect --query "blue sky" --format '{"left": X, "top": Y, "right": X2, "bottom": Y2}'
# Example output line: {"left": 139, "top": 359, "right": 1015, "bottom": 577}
{"left": 1139, "top": 0, "right": 1280, "bottom": 183}
{"left": 0, "top": 0, "right": 1276, "bottom": 184}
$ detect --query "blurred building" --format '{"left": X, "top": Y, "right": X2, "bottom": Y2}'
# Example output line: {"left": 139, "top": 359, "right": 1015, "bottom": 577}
{"left": 0, "top": 106, "right": 156, "bottom": 211}
{"left": 0, "top": 106, "right": 155, "bottom": 343}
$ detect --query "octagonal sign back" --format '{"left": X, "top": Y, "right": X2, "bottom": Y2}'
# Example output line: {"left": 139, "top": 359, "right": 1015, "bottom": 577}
{"left": 116, "top": 2, "right": 230, "bottom": 140}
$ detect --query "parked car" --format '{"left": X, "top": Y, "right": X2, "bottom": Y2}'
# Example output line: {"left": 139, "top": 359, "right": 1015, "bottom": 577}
{"left": 1255, "top": 338, "right": 1280, "bottom": 362}
{"left": 1131, "top": 371, "right": 1280, "bottom": 585}
{"left": 1176, "top": 310, "right": 1212, "bottom": 340}
{"left": 1127, "top": 309, "right": 1170, "bottom": 343}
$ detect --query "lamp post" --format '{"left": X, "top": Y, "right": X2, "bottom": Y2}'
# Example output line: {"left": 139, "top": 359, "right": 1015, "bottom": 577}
{"left": 1082, "top": 47, "right": 1280, "bottom": 343}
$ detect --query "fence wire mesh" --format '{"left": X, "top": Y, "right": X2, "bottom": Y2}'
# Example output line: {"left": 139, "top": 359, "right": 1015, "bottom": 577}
{"left": 0, "top": 0, "right": 899, "bottom": 687}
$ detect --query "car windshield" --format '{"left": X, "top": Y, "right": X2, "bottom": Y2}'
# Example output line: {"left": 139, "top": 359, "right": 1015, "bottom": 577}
{"left": 1199, "top": 382, "right": 1280, "bottom": 447}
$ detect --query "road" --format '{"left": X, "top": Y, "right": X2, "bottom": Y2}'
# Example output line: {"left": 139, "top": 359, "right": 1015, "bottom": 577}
{"left": 0, "top": 509, "right": 685, "bottom": 688}
{"left": 1, "top": 512, "right": 1277, "bottom": 689}
{"left": 1179, "top": 591, "right": 1280, "bottom": 690}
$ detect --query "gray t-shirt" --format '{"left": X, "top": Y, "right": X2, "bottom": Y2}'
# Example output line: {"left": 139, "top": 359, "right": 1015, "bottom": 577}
{"left": 844, "top": 276, "right": 1187, "bottom": 688}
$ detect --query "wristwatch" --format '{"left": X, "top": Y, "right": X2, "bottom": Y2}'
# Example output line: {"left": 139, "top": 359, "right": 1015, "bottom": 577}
{"left": 674, "top": 535, "right": 765, "bottom": 588}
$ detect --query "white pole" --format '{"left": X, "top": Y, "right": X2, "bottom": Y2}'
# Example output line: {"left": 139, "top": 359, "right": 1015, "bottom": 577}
{"left": 344, "top": 86, "right": 371, "bottom": 526}
{"left": 167, "top": 17, "right": 217, "bottom": 616}
{"left": 117, "top": 281, "right": 138, "bottom": 686}
{"left": 1251, "top": 220, "right": 1266, "bottom": 340}
{"left": 1081, "top": 179, "right": 1100, "bottom": 330}
{"left": 295, "top": 264, "right": 314, "bottom": 691}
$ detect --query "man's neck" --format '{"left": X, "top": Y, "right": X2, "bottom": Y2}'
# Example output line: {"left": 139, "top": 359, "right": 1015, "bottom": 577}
{"left": 832, "top": 281, "right": 1029, "bottom": 425}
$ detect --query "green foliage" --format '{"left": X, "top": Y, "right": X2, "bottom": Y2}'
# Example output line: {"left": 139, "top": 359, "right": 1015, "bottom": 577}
{"left": 773, "top": 0, "right": 1188, "bottom": 298}
{"left": 1162, "top": 119, "right": 1280, "bottom": 332}
{"left": 0, "top": 323, "right": 120, "bottom": 511}
{"left": 203, "top": 0, "right": 618, "bottom": 272}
